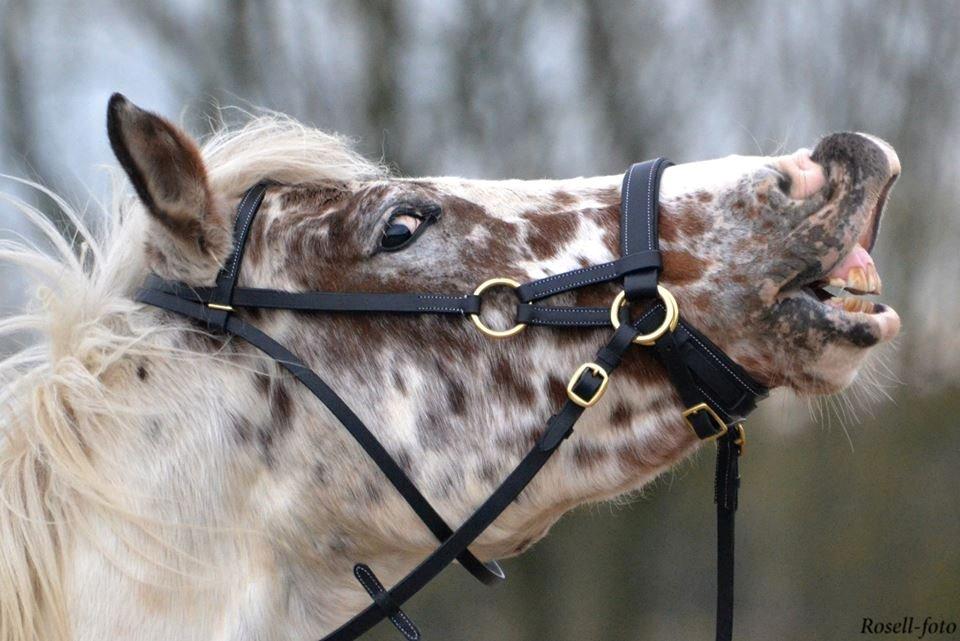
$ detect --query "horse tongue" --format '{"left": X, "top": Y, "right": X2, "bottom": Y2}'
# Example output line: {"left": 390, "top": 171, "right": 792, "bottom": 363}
{"left": 826, "top": 244, "right": 882, "bottom": 294}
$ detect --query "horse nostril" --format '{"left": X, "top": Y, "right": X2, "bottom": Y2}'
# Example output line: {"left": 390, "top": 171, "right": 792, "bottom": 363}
{"left": 777, "top": 173, "right": 792, "bottom": 195}
{"left": 776, "top": 148, "right": 825, "bottom": 199}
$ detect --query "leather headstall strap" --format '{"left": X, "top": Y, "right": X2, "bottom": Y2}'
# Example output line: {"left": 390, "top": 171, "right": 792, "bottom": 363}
{"left": 135, "top": 158, "right": 768, "bottom": 641}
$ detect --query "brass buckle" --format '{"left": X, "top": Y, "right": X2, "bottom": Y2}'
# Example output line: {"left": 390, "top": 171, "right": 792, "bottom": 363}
{"left": 566, "top": 362, "right": 609, "bottom": 408}
{"left": 732, "top": 423, "right": 746, "bottom": 454}
{"left": 470, "top": 277, "right": 527, "bottom": 339}
{"left": 682, "top": 402, "right": 728, "bottom": 440}
{"left": 207, "top": 303, "right": 235, "bottom": 312}
{"left": 609, "top": 286, "right": 680, "bottom": 345}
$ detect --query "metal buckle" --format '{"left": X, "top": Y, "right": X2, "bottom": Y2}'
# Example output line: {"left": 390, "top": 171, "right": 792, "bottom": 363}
{"left": 732, "top": 423, "right": 746, "bottom": 454}
{"left": 609, "top": 286, "right": 680, "bottom": 345}
{"left": 682, "top": 402, "right": 728, "bottom": 440}
{"left": 566, "top": 362, "right": 609, "bottom": 408}
{"left": 470, "top": 278, "right": 527, "bottom": 339}
{"left": 207, "top": 303, "right": 235, "bottom": 312}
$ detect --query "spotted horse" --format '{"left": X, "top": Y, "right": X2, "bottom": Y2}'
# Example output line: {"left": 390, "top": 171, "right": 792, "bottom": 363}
{"left": 0, "top": 94, "right": 900, "bottom": 641}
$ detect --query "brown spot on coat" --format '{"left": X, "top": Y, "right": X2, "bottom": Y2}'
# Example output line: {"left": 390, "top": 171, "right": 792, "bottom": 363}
{"left": 492, "top": 356, "right": 536, "bottom": 404}
{"left": 552, "top": 191, "right": 578, "bottom": 207}
{"left": 662, "top": 250, "right": 709, "bottom": 285}
{"left": 278, "top": 185, "right": 347, "bottom": 211}
{"left": 254, "top": 369, "right": 271, "bottom": 396}
{"left": 232, "top": 414, "right": 254, "bottom": 445}
{"left": 660, "top": 203, "right": 711, "bottom": 243}
{"left": 391, "top": 369, "right": 408, "bottom": 395}
{"left": 394, "top": 448, "right": 415, "bottom": 477}
{"left": 608, "top": 401, "right": 633, "bottom": 429}
{"left": 480, "top": 461, "right": 501, "bottom": 484}
{"left": 545, "top": 376, "right": 568, "bottom": 407}
{"left": 447, "top": 380, "right": 467, "bottom": 415}
{"left": 573, "top": 441, "right": 609, "bottom": 468}
{"left": 270, "top": 382, "right": 293, "bottom": 424}
{"left": 245, "top": 212, "right": 269, "bottom": 265}
{"left": 313, "top": 462, "right": 328, "bottom": 484}
{"left": 523, "top": 210, "right": 580, "bottom": 260}
{"left": 362, "top": 480, "right": 384, "bottom": 504}
{"left": 690, "top": 292, "right": 714, "bottom": 313}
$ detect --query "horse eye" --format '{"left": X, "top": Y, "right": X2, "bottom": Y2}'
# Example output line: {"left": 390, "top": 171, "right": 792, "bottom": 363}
{"left": 378, "top": 204, "right": 440, "bottom": 252}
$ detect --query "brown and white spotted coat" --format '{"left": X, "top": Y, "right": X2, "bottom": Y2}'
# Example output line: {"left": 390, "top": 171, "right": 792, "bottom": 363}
{"left": 32, "top": 97, "right": 900, "bottom": 641}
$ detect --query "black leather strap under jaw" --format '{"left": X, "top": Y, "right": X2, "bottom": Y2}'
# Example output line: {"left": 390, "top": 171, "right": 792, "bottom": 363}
{"left": 135, "top": 159, "right": 767, "bottom": 641}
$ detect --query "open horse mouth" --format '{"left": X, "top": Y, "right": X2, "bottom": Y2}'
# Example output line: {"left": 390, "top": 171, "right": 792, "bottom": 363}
{"left": 777, "top": 135, "right": 901, "bottom": 345}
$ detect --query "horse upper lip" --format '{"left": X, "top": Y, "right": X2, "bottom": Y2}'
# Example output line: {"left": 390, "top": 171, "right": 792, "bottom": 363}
{"left": 778, "top": 169, "right": 896, "bottom": 298}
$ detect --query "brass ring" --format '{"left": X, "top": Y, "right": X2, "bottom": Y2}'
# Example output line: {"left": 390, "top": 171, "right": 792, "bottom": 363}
{"left": 610, "top": 286, "right": 680, "bottom": 345}
{"left": 470, "top": 277, "right": 527, "bottom": 339}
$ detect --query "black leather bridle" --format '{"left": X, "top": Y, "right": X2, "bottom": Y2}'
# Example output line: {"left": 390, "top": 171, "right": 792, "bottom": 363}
{"left": 136, "top": 159, "right": 769, "bottom": 641}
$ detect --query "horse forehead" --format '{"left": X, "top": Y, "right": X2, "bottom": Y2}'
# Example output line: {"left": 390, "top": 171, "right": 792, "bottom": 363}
{"left": 660, "top": 154, "right": 773, "bottom": 199}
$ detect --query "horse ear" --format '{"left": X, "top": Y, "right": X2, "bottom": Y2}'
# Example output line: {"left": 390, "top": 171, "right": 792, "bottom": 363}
{"left": 106, "top": 93, "right": 231, "bottom": 268}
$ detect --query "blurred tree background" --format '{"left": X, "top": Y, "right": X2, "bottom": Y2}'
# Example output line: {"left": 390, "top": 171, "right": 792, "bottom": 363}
{"left": 0, "top": 1, "right": 957, "bottom": 639}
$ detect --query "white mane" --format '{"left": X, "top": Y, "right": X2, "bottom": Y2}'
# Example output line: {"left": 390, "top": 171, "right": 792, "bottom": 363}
{"left": 201, "top": 111, "right": 387, "bottom": 197}
{"left": 0, "top": 112, "right": 383, "bottom": 641}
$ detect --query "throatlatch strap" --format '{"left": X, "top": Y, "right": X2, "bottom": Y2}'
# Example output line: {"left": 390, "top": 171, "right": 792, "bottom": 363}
{"left": 620, "top": 158, "right": 672, "bottom": 300}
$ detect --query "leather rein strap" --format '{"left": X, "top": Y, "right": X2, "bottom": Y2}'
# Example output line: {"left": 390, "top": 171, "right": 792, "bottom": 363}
{"left": 136, "top": 159, "right": 768, "bottom": 641}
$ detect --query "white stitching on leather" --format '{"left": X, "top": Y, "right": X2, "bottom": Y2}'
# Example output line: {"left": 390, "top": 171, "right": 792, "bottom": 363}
{"left": 623, "top": 164, "right": 635, "bottom": 253}
{"left": 645, "top": 160, "right": 659, "bottom": 250}
{"left": 627, "top": 304, "right": 662, "bottom": 328}
{"left": 525, "top": 260, "right": 615, "bottom": 291}
{"left": 531, "top": 319, "right": 608, "bottom": 326}
{"left": 533, "top": 267, "right": 618, "bottom": 298}
{"left": 224, "top": 186, "right": 261, "bottom": 280}
{"left": 685, "top": 331, "right": 762, "bottom": 395}
{"left": 694, "top": 385, "right": 726, "bottom": 421}
{"left": 417, "top": 294, "right": 468, "bottom": 313}
{"left": 353, "top": 565, "right": 419, "bottom": 640}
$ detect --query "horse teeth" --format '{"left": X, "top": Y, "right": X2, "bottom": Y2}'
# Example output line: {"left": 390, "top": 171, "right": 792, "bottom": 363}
{"left": 840, "top": 264, "right": 882, "bottom": 295}
{"left": 845, "top": 267, "right": 868, "bottom": 292}
{"left": 866, "top": 263, "right": 882, "bottom": 294}
{"left": 828, "top": 278, "right": 846, "bottom": 288}
{"left": 840, "top": 297, "right": 872, "bottom": 313}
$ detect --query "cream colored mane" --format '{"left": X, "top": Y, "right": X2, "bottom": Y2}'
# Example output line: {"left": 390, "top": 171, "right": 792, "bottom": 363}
{"left": 0, "top": 113, "right": 384, "bottom": 641}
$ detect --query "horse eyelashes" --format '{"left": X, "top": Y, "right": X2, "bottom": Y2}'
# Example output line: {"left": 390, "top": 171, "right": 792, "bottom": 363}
{"left": 378, "top": 204, "right": 441, "bottom": 252}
